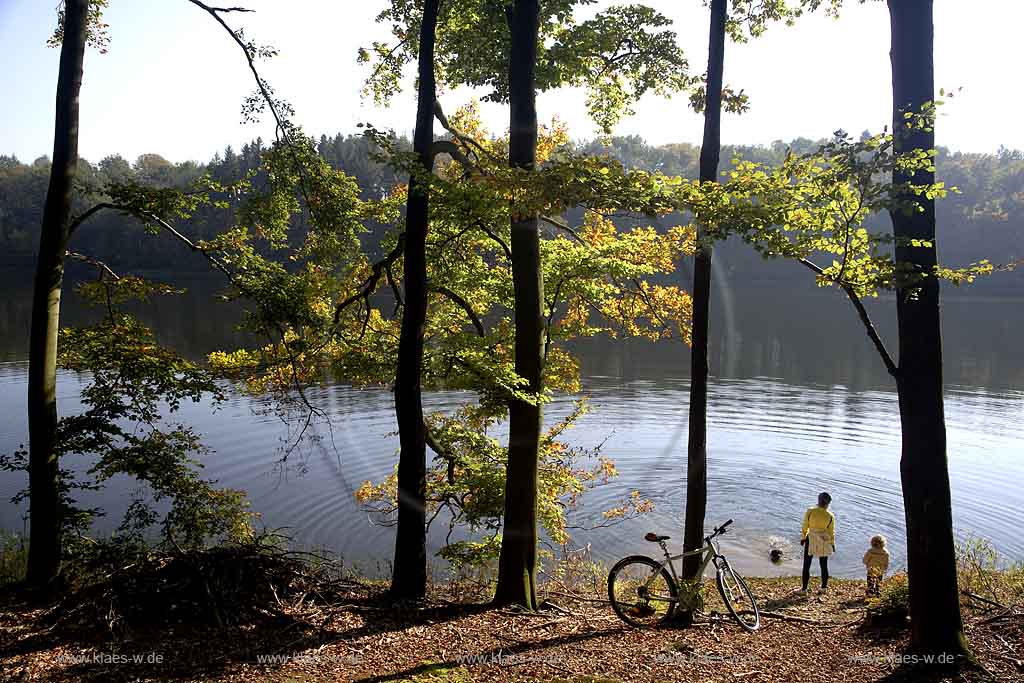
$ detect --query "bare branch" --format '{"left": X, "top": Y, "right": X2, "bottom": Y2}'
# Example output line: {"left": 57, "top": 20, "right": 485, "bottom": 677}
{"left": 432, "top": 140, "right": 472, "bottom": 169}
{"left": 332, "top": 235, "right": 406, "bottom": 327}
{"left": 384, "top": 262, "right": 402, "bottom": 316}
{"left": 431, "top": 286, "right": 485, "bottom": 337}
{"left": 424, "top": 426, "right": 458, "bottom": 485}
{"left": 475, "top": 221, "right": 512, "bottom": 261}
{"left": 65, "top": 250, "right": 120, "bottom": 280}
{"left": 540, "top": 214, "right": 587, "bottom": 246}
{"left": 185, "top": 1, "right": 287, "bottom": 140}
{"left": 139, "top": 211, "right": 236, "bottom": 282}
{"left": 68, "top": 202, "right": 119, "bottom": 236}
{"left": 799, "top": 258, "right": 899, "bottom": 378}
{"left": 433, "top": 100, "right": 501, "bottom": 164}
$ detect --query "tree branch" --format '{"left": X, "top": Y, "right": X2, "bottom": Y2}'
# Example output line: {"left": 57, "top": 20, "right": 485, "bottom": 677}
{"left": 68, "top": 202, "right": 119, "bottom": 236}
{"left": 431, "top": 285, "right": 485, "bottom": 337}
{"left": 544, "top": 277, "right": 565, "bottom": 361}
{"left": 432, "top": 140, "right": 472, "bottom": 169}
{"left": 363, "top": 37, "right": 411, "bottom": 98}
{"left": 65, "top": 250, "right": 120, "bottom": 280}
{"left": 385, "top": 262, "right": 402, "bottom": 316}
{"left": 424, "top": 426, "right": 458, "bottom": 485}
{"left": 539, "top": 214, "right": 587, "bottom": 246}
{"left": 64, "top": 200, "right": 325, "bottom": 427}
{"left": 332, "top": 235, "right": 406, "bottom": 327}
{"left": 65, "top": 201, "right": 238, "bottom": 285}
{"left": 185, "top": 1, "right": 287, "bottom": 139}
{"left": 798, "top": 258, "right": 899, "bottom": 378}
{"left": 475, "top": 220, "right": 512, "bottom": 261}
{"left": 139, "top": 211, "right": 236, "bottom": 282}
{"left": 433, "top": 100, "right": 501, "bottom": 165}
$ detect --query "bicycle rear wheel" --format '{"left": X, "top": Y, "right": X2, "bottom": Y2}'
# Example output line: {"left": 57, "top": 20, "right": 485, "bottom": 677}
{"left": 715, "top": 561, "right": 760, "bottom": 632}
{"left": 608, "top": 555, "right": 677, "bottom": 627}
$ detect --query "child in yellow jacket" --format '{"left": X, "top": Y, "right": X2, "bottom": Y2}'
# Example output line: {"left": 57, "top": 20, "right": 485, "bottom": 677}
{"left": 862, "top": 535, "right": 890, "bottom": 597}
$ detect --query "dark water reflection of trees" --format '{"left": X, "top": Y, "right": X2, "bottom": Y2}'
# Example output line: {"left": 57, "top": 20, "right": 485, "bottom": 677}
{"left": 2, "top": 266, "right": 1022, "bottom": 391}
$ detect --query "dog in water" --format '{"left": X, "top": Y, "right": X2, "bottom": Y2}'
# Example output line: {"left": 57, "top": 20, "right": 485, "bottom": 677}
{"left": 767, "top": 535, "right": 791, "bottom": 565}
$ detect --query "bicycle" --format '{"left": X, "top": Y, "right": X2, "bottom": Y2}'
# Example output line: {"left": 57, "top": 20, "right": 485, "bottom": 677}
{"left": 607, "top": 519, "right": 760, "bottom": 632}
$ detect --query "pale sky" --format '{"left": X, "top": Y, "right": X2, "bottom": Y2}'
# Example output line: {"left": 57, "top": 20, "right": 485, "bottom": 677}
{"left": 1, "top": 0, "right": 1021, "bottom": 165}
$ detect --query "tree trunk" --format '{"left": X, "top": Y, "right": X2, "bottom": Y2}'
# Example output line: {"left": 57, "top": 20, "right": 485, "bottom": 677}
{"left": 888, "top": 0, "right": 972, "bottom": 660}
{"left": 680, "top": 0, "right": 726, "bottom": 597}
{"left": 389, "top": 0, "right": 440, "bottom": 602}
{"left": 493, "top": 0, "right": 542, "bottom": 611}
{"left": 26, "top": 0, "right": 89, "bottom": 588}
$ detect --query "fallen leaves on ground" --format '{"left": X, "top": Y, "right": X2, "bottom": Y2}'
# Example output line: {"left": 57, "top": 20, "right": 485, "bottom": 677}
{"left": 1, "top": 576, "right": 1020, "bottom": 682}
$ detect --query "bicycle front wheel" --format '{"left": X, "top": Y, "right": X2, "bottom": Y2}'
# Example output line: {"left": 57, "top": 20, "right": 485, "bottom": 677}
{"left": 608, "top": 555, "right": 677, "bottom": 628}
{"left": 715, "top": 561, "right": 760, "bottom": 632}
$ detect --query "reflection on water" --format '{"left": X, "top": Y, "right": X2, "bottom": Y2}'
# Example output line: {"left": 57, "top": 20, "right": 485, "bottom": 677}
{"left": 0, "top": 269, "right": 1022, "bottom": 578}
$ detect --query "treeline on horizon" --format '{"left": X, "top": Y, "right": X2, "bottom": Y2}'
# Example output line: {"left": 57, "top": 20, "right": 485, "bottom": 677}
{"left": 2, "top": 132, "right": 1021, "bottom": 291}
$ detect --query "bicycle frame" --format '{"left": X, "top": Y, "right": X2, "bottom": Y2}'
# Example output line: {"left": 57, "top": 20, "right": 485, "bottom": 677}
{"left": 642, "top": 536, "right": 728, "bottom": 603}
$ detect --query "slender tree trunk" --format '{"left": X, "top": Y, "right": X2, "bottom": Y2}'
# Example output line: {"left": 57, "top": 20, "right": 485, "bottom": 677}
{"left": 888, "top": 0, "right": 971, "bottom": 659}
{"left": 390, "top": 0, "right": 440, "bottom": 602}
{"left": 680, "top": 0, "right": 726, "bottom": 599}
{"left": 493, "top": 0, "right": 542, "bottom": 610}
{"left": 26, "top": 0, "right": 89, "bottom": 587}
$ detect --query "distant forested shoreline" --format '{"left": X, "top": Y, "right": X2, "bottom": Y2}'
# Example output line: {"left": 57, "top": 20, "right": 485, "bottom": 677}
{"left": 2, "top": 134, "right": 1021, "bottom": 292}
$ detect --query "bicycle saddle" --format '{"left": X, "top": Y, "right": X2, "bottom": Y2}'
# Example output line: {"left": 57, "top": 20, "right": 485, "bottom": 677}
{"left": 644, "top": 532, "right": 670, "bottom": 542}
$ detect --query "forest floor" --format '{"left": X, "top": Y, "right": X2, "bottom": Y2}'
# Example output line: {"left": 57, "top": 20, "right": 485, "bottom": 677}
{"left": 2, "top": 573, "right": 1022, "bottom": 683}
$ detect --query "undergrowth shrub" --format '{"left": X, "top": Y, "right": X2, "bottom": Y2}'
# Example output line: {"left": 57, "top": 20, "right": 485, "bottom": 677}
{"left": 47, "top": 530, "right": 357, "bottom": 637}
{"left": 865, "top": 572, "right": 909, "bottom": 628}
{"left": 957, "top": 535, "right": 1024, "bottom": 608}
{"left": 0, "top": 530, "right": 28, "bottom": 586}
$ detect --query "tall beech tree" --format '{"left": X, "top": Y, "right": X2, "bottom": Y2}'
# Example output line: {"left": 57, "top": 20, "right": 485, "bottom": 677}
{"left": 678, "top": 0, "right": 823, "bottom": 620}
{"left": 27, "top": 0, "right": 90, "bottom": 586}
{"left": 492, "top": 0, "right": 544, "bottom": 610}
{"left": 675, "top": 0, "right": 877, "bottom": 624}
{"left": 888, "top": 0, "right": 971, "bottom": 658}
{"left": 390, "top": 0, "right": 441, "bottom": 602}
{"left": 681, "top": 0, "right": 726, "bottom": 600}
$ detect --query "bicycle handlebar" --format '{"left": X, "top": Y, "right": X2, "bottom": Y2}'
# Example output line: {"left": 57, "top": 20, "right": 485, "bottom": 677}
{"left": 706, "top": 519, "right": 734, "bottom": 542}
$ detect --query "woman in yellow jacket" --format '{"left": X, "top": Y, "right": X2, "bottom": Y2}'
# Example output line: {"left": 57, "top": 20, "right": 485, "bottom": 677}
{"left": 799, "top": 492, "right": 835, "bottom": 594}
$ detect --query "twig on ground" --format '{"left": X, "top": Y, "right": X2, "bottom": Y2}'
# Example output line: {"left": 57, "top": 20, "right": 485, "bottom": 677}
{"left": 544, "top": 589, "right": 613, "bottom": 605}
{"left": 525, "top": 617, "right": 568, "bottom": 630}
{"left": 742, "top": 609, "right": 823, "bottom": 624}
{"left": 963, "top": 591, "right": 1007, "bottom": 610}
{"left": 979, "top": 608, "right": 1015, "bottom": 625}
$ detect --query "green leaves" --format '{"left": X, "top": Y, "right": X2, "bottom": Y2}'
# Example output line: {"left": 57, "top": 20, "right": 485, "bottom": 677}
{"left": 362, "top": 1, "right": 693, "bottom": 135}
{"left": 49, "top": 0, "right": 110, "bottom": 53}
{"left": 674, "top": 124, "right": 998, "bottom": 298}
{"left": 208, "top": 106, "right": 694, "bottom": 566}
{"left": 52, "top": 308, "right": 253, "bottom": 547}
{"left": 545, "top": 4, "right": 694, "bottom": 134}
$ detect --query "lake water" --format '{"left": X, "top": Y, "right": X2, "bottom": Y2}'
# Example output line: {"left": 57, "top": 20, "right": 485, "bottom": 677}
{"left": 1, "top": 268, "right": 1022, "bottom": 579}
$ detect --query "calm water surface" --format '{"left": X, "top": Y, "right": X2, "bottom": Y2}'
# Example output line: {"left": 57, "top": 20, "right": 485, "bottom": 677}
{"left": 0, "top": 270, "right": 1021, "bottom": 578}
